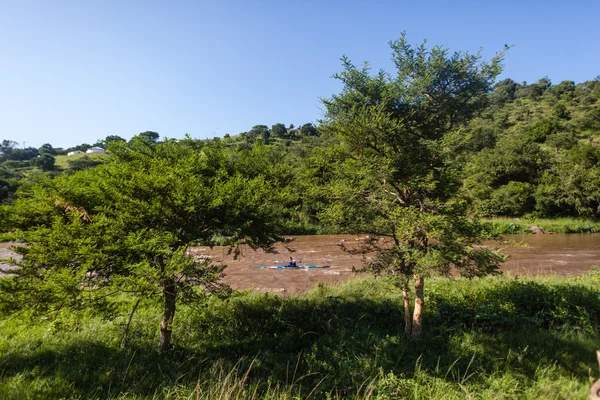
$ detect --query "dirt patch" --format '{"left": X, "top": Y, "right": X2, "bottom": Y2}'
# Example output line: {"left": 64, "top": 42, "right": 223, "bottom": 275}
{"left": 0, "top": 242, "right": 21, "bottom": 276}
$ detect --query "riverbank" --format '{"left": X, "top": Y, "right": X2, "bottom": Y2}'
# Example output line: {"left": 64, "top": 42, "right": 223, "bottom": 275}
{"left": 482, "top": 218, "right": 600, "bottom": 234}
{"left": 1, "top": 273, "right": 598, "bottom": 399}
{"left": 1, "top": 217, "right": 598, "bottom": 242}
{"left": 278, "top": 217, "right": 600, "bottom": 236}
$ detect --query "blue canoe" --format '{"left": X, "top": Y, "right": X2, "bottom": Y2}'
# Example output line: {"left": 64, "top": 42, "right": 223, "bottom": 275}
{"left": 254, "top": 265, "right": 330, "bottom": 269}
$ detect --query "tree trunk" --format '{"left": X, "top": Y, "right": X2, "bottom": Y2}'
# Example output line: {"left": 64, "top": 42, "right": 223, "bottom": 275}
{"left": 158, "top": 279, "right": 177, "bottom": 353}
{"left": 401, "top": 277, "right": 412, "bottom": 337}
{"left": 121, "top": 298, "right": 141, "bottom": 349}
{"left": 411, "top": 274, "right": 424, "bottom": 339}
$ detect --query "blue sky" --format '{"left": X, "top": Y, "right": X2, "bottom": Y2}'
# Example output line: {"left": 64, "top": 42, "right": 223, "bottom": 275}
{"left": 1, "top": 0, "right": 598, "bottom": 149}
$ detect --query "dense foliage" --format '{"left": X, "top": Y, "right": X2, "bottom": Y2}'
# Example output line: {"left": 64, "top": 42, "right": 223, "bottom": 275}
{"left": 462, "top": 77, "right": 600, "bottom": 218}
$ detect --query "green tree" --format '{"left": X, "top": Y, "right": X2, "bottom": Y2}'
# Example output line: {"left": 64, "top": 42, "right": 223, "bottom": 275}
{"left": 320, "top": 34, "right": 505, "bottom": 339}
{"left": 534, "top": 143, "right": 600, "bottom": 217}
{"left": 487, "top": 182, "right": 535, "bottom": 217}
{"left": 515, "top": 78, "right": 551, "bottom": 100}
{"left": 580, "top": 106, "right": 600, "bottom": 131}
{"left": 0, "top": 166, "right": 18, "bottom": 203}
{"left": 525, "top": 118, "right": 559, "bottom": 143}
{"left": 463, "top": 134, "right": 545, "bottom": 216}
{"left": 64, "top": 143, "right": 92, "bottom": 153}
{"left": 1, "top": 138, "right": 287, "bottom": 352}
{"left": 0, "top": 140, "right": 19, "bottom": 159}
{"left": 249, "top": 125, "right": 270, "bottom": 143}
{"left": 300, "top": 123, "right": 318, "bottom": 136}
{"left": 552, "top": 101, "right": 570, "bottom": 119}
{"left": 547, "top": 80, "right": 575, "bottom": 101}
{"left": 103, "top": 135, "right": 126, "bottom": 144}
{"left": 137, "top": 131, "right": 160, "bottom": 143}
{"left": 458, "top": 71, "right": 600, "bottom": 220}
{"left": 488, "top": 78, "right": 517, "bottom": 106}
{"left": 38, "top": 143, "right": 56, "bottom": 155}
{"left": 271, "top": 123, "right": 288, "bottom": 138}
{"left": 261, "top": 129, "right": 271, "bottom": 144}
{"left": 31, "top": 154, "right": 55, "bottom": 171}
{"left": 6, "top": 147, "right": 39, "bottom": 161}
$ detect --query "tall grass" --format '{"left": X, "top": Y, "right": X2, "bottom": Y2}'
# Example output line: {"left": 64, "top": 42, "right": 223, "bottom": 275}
{"left": 279, "top": 217, "right": 600, "bottom": 236}
{"left": 483, "top": 217, "right": 600, "bottom": 234}
{"left": 1, "top": 273, "right": 599, "bottom": 399}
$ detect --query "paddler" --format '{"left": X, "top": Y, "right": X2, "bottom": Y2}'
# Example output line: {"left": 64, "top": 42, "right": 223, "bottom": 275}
{"left": 286, "top": 257, "right": 297, "bottom": 268}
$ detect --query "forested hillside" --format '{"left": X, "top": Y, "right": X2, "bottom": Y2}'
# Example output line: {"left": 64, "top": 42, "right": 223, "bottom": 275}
{"left": 462, "top": 78, "right": 600, "bottom": 218}
{"left": 285, "top": 77, "right": 600, "bottom": 228}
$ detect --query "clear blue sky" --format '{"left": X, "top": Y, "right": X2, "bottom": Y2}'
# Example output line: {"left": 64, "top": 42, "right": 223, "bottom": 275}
{"left": 1, "top": 0, "right": 598, "bottom": 149}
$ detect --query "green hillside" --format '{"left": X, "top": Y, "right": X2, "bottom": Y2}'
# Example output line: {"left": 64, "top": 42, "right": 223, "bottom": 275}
{"left": 54, "top": 152, "right": 108, "bottom": 169}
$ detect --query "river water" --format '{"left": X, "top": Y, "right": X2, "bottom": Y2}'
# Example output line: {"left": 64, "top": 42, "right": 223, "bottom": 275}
{"left": 192, "top": 234, "right": 600, "bottom": 295}
{"left": 2, "top": 234, "right": 599, "bottom": 294}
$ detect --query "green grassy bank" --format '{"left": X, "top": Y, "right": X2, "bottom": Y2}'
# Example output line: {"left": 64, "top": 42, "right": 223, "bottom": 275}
{"left": 276, "top": 218, "right": 600, "bottom": 236}
{"left": 2, "top": 272, "right": 600, "bottom": 399}
{"left": 1, "top": 216, "right": 598, "bottom": 242}
{"left": 482, "top": 218, "right": 600, "bottom": 235}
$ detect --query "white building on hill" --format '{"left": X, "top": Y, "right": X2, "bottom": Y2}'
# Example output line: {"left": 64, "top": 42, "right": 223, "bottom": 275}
{"left": 67, "top": 150, "right": 84, "bottom": 156}
{"left": 86, "top": 146, "right": 106, "bottom": 154}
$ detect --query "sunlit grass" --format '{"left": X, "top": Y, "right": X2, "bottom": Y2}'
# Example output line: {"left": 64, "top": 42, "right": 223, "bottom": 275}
{"left": 1, "top": 273, "right": 599, "bottom": 399}
{"left": 483, "top": 217, "right": 600, "bottom": 234}
{"left": 54, "top": 152, "right": 108, "bottom": 169}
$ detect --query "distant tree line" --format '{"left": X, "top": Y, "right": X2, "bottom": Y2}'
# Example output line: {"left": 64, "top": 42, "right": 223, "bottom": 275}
{"left": 2, "top": 76, "right": 599, "bottom": 220}
{"left": 0, "top": 131, "right": 161, "bottom": 203}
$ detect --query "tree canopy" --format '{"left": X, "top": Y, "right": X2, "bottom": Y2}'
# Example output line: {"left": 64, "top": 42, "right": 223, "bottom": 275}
{"left": 1, "top": 138, "right": 289, "bottom": 352}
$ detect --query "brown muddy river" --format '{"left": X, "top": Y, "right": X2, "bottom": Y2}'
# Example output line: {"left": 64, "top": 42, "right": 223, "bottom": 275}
{"left": 192, "top": 234, "right": 600, "bottom": 295}
{"left": 2, "top": 234, "right": 599, "bottom": 294}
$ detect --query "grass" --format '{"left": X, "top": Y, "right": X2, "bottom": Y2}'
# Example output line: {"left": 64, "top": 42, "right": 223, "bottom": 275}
{"left": 276, "top": 217, "right": 600, "bottom": 236}
{"left": 1, "top": 273, "right": 600, "bottom": 399}
{"left": 483, "top": 217, "right": 600, "bottom": 234}
{"left": 54, "top": 152, "right": 108, "bottom": 169}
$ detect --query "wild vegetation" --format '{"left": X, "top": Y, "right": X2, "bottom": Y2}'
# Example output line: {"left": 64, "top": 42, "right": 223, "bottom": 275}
{"left": 462, "top": 77, "right": 600, "bottom": 219}
{"left": 309, "top": 35, "right": 510, "bottom": 339}
{"left": 0, "top": 34, "right": 599, "bottom": 398}
{"left": 483, "top": 217, "right": 600, "bottom": 234}
{"left": 1, "top": 274, "right": 599, "bottom": 399}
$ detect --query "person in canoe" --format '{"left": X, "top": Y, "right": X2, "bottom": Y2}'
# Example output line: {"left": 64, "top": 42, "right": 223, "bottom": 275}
{"left": 286, "top": 257, "right": 298, "bottom": 268}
